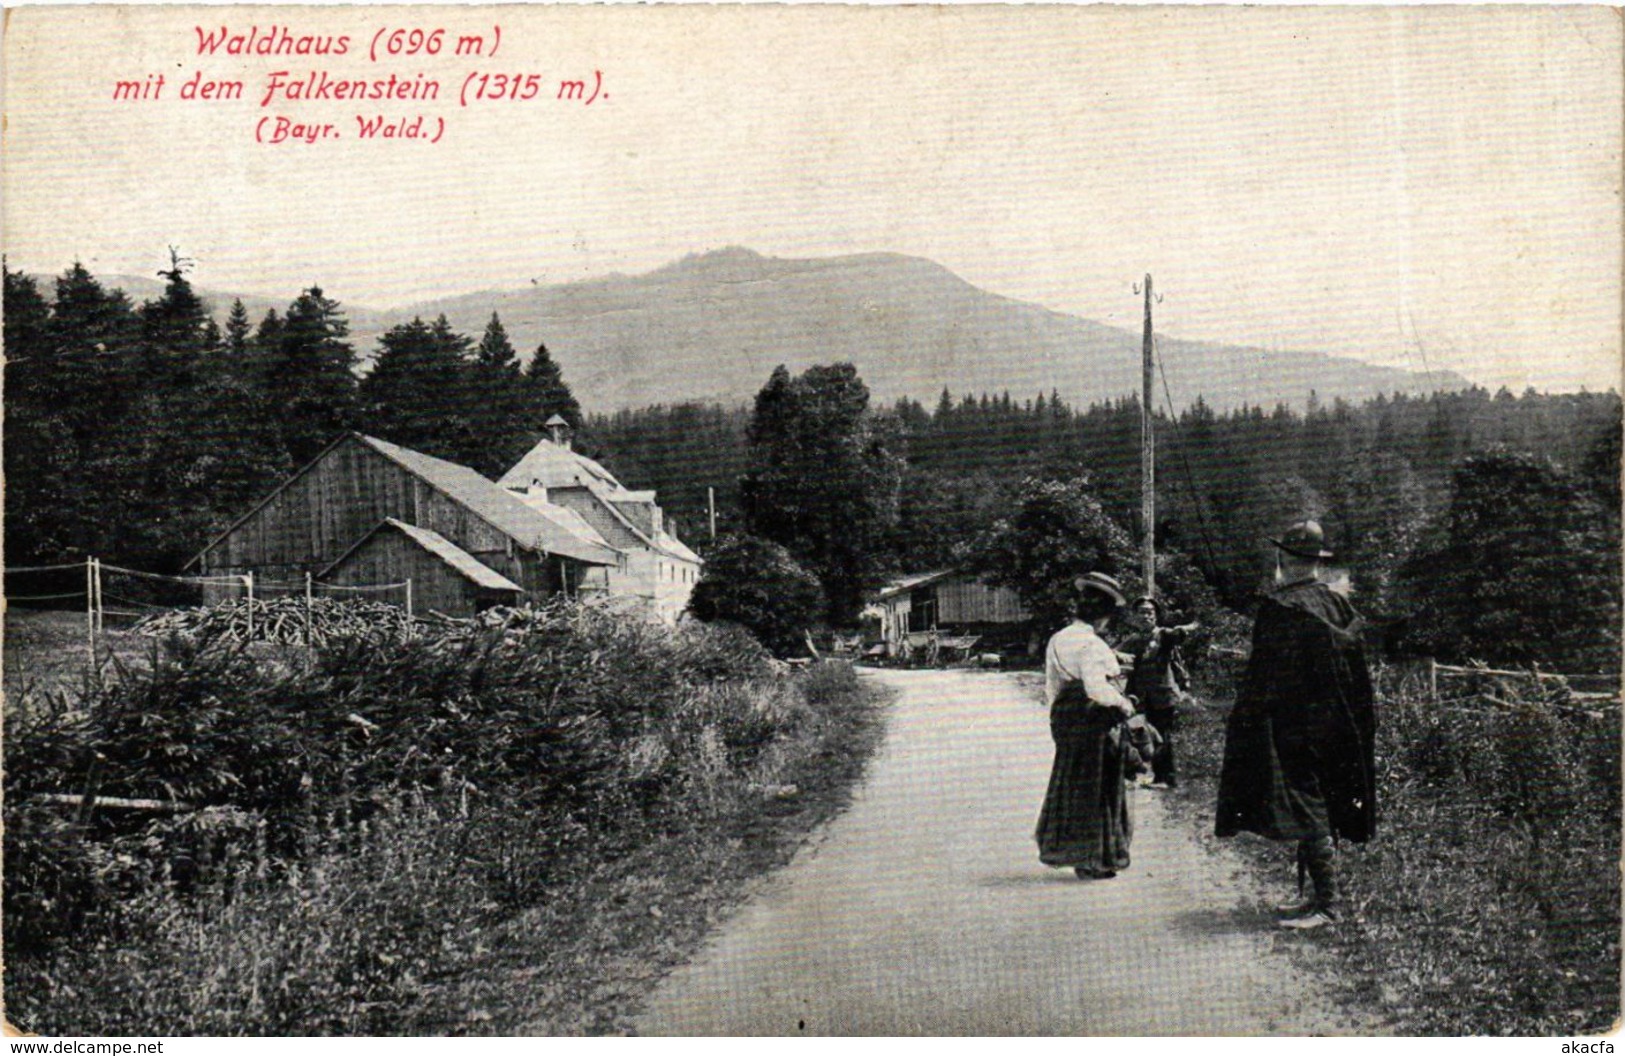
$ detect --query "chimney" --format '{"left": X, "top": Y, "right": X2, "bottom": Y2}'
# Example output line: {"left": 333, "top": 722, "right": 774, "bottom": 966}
{"left": 527, "top": 477, "right": 547, "bottom": 504}
{"left": 545, "top": 414, "right": 572, "bottom": 450}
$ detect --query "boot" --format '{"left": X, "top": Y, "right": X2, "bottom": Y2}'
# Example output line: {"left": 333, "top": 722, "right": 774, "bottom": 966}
{"left": 1274, "top": 841, "right": 1316, "bottom": 917}
{"left": 1279, "top": 836, "right": 1337, "bottom": 930}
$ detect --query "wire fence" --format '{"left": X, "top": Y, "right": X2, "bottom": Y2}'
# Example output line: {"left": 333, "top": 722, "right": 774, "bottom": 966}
{"left": 6, "top": 558, "right": 414, "bottom": 669}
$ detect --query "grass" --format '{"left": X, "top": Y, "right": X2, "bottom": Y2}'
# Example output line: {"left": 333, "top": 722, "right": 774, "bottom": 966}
{"left": 3, "top": 609, "right": 153, "bottom": 707}
{"left": 1167, "top": 661, "right": 1621, "bottom": 1036}
{"left": 3, "top": 606, "right": 890, "bottom": 1035}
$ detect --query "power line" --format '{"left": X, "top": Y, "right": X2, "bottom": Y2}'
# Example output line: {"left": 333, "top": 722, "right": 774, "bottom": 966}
{"left": 1152, "top": 334, "right": 1224, "bottom": 583}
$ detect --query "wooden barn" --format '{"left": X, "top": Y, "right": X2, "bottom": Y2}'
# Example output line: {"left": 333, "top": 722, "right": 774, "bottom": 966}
{"left": 874, "top": 569, "right": 1031, "bottom": 659}
{"left": 188, "top": 433, "right": 621, "bottom": 615}
{"left": 321, "top": 518, "right": 525, "bottom": 615}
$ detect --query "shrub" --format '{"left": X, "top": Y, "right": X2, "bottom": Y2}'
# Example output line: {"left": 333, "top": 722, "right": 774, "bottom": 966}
{"left": 4, "top": 602, "right": 886, "bottom": 1035}
{"left": 687, "top": 535, "right": 826, "bottom": 656}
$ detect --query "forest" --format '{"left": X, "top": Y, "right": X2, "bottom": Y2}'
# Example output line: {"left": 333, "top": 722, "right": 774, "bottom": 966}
{"left": 593, "top": 373, "right": 1622, "bottom": 671}
{"left": 3, "top": 259, "right": 580, "bottom": 574}
{"left": 6, "top": 258, "right": 1621, "bottom": 672}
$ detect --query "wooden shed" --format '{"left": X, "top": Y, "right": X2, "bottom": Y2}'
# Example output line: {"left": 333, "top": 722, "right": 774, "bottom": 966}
{"left": 189, "top": 433, "right": 620, "bottom": 604}
{"left": 874, "top": 569, "right": 1031, "bottom": 658}
{"left": 322, "top": 518, "right": 524, "bottom": 616}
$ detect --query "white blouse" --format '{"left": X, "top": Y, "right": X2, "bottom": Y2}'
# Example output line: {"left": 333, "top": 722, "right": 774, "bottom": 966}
{"left": 1044, "top": 620, "right": 1132, "bottom": 711}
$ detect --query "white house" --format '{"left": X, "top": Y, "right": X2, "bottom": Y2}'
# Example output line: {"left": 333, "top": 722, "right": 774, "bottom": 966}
{"left": 499, "top": 417, "right": 703, "bottom": 622}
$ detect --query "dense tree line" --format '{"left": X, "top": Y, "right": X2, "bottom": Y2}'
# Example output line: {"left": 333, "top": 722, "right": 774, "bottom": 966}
{"left": 3, "top": 260, "right": 583, "bottom": 571}
{"left": 596, "top": 376, "right": 1620, "bottom": 670}
{"left": 8, "top": 258, "right": 1618, "bottom": 670}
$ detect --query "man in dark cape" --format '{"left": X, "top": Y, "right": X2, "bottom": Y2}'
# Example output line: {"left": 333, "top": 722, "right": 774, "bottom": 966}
{"left": 1215, "top": 520, "right": 1376, "bottom": 930}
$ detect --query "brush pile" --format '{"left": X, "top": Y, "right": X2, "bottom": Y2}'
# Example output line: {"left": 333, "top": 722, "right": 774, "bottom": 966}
{"left": 133, "top": 596, "right": 417, "bottom": 648}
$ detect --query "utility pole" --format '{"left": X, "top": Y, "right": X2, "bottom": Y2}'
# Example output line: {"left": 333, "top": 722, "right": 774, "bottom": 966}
{"left": 708, "top": 486, "right": 717, "bottom": 542}
{"left": 1140, "top": 274, "right": 1156, "bottom": 598}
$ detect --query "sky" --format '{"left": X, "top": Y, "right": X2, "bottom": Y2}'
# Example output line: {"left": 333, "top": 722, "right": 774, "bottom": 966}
{"left": 4, "top": 4, "right": 1621, "bottom": 393}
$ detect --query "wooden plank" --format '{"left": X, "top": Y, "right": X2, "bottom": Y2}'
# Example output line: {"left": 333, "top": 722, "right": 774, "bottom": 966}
{"left": 31, "top": 793, "right": 195, "bottom": 813}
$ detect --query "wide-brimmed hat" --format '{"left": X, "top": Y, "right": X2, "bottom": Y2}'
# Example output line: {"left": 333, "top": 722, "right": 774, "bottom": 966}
{"left": 1073, "top": 571, "right": 1127, "bottom": 607}
{"left": 1271, "top": 520, "right": 1334, "bottom": 561}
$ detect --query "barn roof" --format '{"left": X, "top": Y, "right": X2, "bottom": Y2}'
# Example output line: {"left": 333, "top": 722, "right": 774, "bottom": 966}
{"left": 322, "top": 518, "right": 524, "bottom": 593}
{"left": 357, "top": 436, "right": 620, "bottom": 566}
{"left": 189, "top": 433, "right": 620, "bottom": 570}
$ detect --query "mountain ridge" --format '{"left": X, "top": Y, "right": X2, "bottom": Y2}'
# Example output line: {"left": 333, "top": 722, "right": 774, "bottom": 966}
{"left": 67, "top": 248, "right": 1471, "bottom": 413}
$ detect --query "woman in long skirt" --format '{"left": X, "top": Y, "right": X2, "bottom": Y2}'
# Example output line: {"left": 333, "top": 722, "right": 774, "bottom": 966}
{"left": 1036, "top": 572, "right": 1136, "bottom": 879}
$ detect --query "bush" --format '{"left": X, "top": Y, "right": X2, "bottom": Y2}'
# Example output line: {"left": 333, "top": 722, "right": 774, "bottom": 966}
{"left": 4, "top": 602, "right": 886, "bottom": 1035}
{"left": 687, "top": 534, "right": 825, "bottom": 655}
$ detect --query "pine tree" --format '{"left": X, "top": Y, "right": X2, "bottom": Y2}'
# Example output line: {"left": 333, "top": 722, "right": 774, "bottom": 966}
{"left": 523, "top": 341, "right": 582, "bottom": 430}
{"left": 469, "top": 312, "right": 535, "bottom": 476}
{"left": 360, "top": 315, "right": 479, "bottom": 464}
{"left": 3, "top": 265, "right": 74, "bottom": 563}
{"left": 475, "top": 311, "right": 519, "bottom": 373}
{"left": 141, "top": 249, "right": 210, "bottom": 352}
{"left": 224, "top": 299, "right": 252, "bottom": 357}
{"left": 266, "top": 286, "right": 356, "bottom": 463}
{"left": 3, "top": 264, "right": 53, "bottom": 393}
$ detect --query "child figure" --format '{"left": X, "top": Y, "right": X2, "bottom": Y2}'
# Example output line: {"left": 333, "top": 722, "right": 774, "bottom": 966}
{"left": 1122, "top": 596, "right": 1198, "bottom": 789}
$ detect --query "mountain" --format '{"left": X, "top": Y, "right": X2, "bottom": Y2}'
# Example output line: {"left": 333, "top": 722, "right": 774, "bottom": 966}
{"left": 360, "top": 248, "right": 1469, "bottom": 414}
{"left": 51, "top": 250, "right": 1466, "bottom": 413}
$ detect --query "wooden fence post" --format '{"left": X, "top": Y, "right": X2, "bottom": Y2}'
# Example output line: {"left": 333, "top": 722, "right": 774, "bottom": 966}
{"left": 405, "top": 578, "right": 413, "bottom": 620}
{"left": 1428, "top": 657, "right": 1438, "bottom": 703}
{"left": 245, "top": 571, "right": 255, "bottom": 640}
{"left": 85, "top": 556, "right": 95, "bottom": 668}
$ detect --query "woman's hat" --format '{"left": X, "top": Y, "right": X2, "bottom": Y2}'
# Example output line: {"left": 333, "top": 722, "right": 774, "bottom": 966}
{"left": 1271, "top": 520, "right": 1335, "bottom": 560}
{"left": 1073, "top": 571, "right": 1127, "bottom": 607}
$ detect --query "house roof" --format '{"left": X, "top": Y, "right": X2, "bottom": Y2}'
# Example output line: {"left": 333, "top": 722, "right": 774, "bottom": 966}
{"left": 511, "top": 489, "right": 613, "bottom": 551}
{"left": 876, "top": 569, "right": 960, "bottom": 601}
{"left": 550, "top": 484, "right": 703, "bottom": 565}
{"left": 656, "top": 530, "right": 703, "bottom": 565}
{"left": 497, "top": 437, "right": 623, "bottom": 492}
{"left": 497, "top": 438, "right": 702, "bottom": 566}
{"left": 322, "top": 518, "right": 523, "bottom": 592}
{"left": 357, "top": 436, "right": 620, "bottom": 566}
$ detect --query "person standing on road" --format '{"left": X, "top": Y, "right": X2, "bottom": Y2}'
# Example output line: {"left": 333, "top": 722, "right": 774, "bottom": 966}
{"left": 1214, "top": 521, "right": 1377, "bottom": 930}
{"left": 1036, "top": 572, "right": 1137, "bottom": 880}
{"left": 1122, "top": 596, "right": 1199, "bottom": 789}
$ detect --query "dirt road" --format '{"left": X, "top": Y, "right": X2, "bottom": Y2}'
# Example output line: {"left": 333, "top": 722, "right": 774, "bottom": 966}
{"left": 636, "top": 668, "right": 1380, "bottom": 1036}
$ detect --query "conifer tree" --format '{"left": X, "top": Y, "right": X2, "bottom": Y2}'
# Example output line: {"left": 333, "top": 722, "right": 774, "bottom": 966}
{"left": 141, "top": 249, "right": 210, "bottom": 351}
{"left": 266, "top": 286, "right": 356, "bottom": 463}
{"left": 475, "top": 311, "right": 519, "bottom": 373}
{"left": 3, "top": 266, "right": 73, "bottom": 563}
{"left": 523, "top": 341, "right": 582, "bottom": 431}
{"left": 360, "top": 315, "right": 479, "bottom": 464}
{"left": 225, "top": 299, "right": 252, "bottom": 356}
{"left": 469, "top": 312, "right": 536, "bottom": 476}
